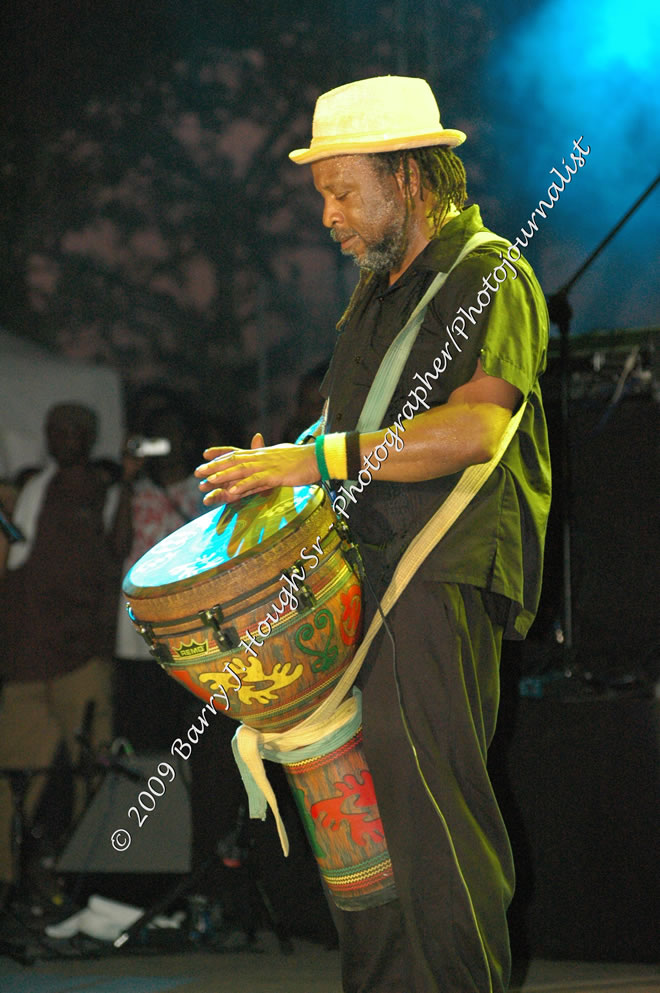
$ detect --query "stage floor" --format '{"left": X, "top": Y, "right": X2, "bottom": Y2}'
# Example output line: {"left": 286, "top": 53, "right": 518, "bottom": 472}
{"left": 1, "top": 931, "right": 659, "bottom": 993}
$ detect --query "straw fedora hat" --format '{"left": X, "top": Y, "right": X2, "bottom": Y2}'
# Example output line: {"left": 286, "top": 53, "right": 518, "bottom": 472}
{"left": 289, "top": 75, "right": 466, "bottom": 165}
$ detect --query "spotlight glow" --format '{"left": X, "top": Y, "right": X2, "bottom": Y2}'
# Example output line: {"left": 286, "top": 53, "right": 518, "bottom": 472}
{"left": 486, "top": 0, "right": 660, "bottom": 331}
{"left": 488, "top": 0, "right": 660, "bottom": 205}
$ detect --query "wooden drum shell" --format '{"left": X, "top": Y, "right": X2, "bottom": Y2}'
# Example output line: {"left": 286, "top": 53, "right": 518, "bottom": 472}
{"left": 283, "top": 723, "right": 397, "bottom": 911}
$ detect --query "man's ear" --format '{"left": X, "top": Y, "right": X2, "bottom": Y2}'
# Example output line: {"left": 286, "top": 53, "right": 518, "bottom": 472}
{"left": 394, "top": 156, "right": 422, "bottom": 199}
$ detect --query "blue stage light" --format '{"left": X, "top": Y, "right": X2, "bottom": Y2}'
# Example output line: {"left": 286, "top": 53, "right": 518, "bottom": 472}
{"left": 485, "top": 0, "right": 660, "bottom": 332}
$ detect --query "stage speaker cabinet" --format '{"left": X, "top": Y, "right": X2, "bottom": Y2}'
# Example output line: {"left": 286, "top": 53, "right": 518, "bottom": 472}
{"left": 57, "top": 753, "right": 191, "bottom": 874}
{"left": 538, "top": 328, "right": 659, "bottom": 671}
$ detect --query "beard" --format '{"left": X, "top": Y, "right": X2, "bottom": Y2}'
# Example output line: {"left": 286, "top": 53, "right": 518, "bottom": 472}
{"left": 359, "top": 224, "right": 409, "bottom": 274}
{"left": 331, "top": 201, "right": 410, "bottom": 275}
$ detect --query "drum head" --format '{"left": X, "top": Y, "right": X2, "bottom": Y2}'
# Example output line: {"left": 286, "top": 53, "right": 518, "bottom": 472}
{"left": 122, "top": 485, "right": 322, "bottom": 596}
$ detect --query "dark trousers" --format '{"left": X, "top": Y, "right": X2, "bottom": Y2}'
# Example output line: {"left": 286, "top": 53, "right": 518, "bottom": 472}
{"left": 329, "top": 580, "right": 514, "bottom": 993}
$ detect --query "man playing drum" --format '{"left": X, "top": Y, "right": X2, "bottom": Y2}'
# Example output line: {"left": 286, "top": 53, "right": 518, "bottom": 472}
{"left": 196, "top": 75, "right": 551, "bottom": 993}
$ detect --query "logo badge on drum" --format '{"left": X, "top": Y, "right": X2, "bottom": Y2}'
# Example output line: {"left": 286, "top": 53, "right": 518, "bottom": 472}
{"left": 175, "top": 637, "right": 209, "bottom": 659}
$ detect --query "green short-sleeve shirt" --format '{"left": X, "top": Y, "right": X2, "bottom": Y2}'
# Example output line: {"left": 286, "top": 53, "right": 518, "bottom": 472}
{"left": 322, "top": 205, "right": 552, "bottom": 638}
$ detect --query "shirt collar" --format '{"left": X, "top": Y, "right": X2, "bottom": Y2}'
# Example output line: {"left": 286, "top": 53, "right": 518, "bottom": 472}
{"left": 370, "top": 204, "right": 489, "bottom": 296}
{"left": 411, "top": 204, "right": 489, "bottom": 273}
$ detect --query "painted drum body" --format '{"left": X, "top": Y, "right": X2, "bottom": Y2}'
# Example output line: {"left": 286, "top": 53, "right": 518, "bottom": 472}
{"left": 121, "top": 485, "right": 363, "bottom": 732}
{"left": 281, "top": 708, "right": 396, "bottom": 911}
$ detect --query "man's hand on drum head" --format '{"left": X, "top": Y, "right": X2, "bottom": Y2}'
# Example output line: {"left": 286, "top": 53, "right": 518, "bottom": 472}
{"left": 195, "top": 432, "right": 319, "bottom": 505}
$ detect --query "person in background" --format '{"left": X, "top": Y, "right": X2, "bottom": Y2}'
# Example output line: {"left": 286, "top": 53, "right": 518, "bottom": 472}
{"left": 0, "top": 403, "right": 135, "bottom": 902}
{"left": 282, "top": 359, "right": 329, "bottom": 442}
{"left": 112, "top": 399, "right": 206, "bottom": 750}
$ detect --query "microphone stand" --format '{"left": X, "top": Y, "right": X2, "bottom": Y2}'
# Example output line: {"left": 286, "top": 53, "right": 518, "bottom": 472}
{"left": 545, "top": 171, "right": 660, "bottom": 656}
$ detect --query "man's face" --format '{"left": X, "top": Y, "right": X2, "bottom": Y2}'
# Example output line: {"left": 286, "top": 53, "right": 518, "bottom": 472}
{"left": 46, "top": 417, "right": 93, "bottom": 468}
{"left": 311, "top": 155, "right": 409, "bottom": 274}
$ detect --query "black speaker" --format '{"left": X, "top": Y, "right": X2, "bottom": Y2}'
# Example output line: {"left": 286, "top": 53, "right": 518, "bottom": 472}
{"left": 534, "top": 385, "right": 658, "bottom": 679}
{"left": 57, "top": 753, "right": 191, "bottom": 874}
{"left": 500, "top": 695, "right": 660, "bottom": 962}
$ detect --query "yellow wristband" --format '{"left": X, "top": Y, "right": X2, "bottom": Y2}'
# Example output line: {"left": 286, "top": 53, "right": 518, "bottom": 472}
{"left": 323, "top": 433, "right": 348, "bottom": 480}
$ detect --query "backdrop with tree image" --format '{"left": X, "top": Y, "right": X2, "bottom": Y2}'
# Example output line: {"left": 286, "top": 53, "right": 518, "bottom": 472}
{"left": 0, "top": 2, "right": 496, "bottom": 439}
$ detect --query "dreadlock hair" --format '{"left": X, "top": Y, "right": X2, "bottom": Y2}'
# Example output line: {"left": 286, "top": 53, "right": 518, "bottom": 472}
{"left": 369, "top": 146, "right": 468, "bottom": 235}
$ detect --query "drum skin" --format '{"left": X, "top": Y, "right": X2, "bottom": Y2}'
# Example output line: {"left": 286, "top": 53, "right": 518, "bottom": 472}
{"left": 122, "top": 486, "right": 363, "bottom": 732}
{"left": 283, "top": 725, "right": 396, "bottom": 911}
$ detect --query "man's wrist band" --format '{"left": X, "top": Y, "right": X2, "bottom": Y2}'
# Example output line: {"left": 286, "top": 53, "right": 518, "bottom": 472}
{"left": 345, "top": 431, "right": 361, "bottom": 480}
{"left": 315, "top": 434, "right": 331, "bottom": 482}
{"left": 314, "top": 432, "right": 357, "bottom": 481}
{"left": 322, "top": 433, "right": 348, "bottom": 480}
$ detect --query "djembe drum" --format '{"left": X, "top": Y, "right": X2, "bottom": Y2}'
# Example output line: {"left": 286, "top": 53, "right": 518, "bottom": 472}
{"left": 122, "top": 484, "right": 396, "bottom": 909}
{"left": 122, "top": 485, "right": 363, "bottom": 732}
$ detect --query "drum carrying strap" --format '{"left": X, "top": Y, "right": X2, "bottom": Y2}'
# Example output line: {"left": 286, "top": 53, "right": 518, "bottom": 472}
{"left": 355, "top": 231, "right": 510, "bottom": 433}
{"left": 232, "top": 400, "right": 526, "bottom": 856}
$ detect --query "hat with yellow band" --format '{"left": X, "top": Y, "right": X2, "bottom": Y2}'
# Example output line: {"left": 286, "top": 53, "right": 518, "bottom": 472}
{"left": 289, "top": 75, "right": 466, "bottom": 165}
